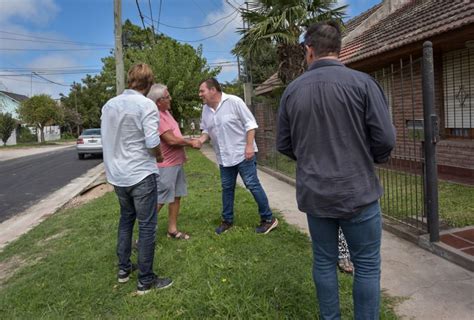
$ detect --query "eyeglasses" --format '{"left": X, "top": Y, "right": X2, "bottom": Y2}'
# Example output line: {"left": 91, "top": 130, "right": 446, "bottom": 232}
{"left": 159, "top": 95, "right": 171, "bottom": 100}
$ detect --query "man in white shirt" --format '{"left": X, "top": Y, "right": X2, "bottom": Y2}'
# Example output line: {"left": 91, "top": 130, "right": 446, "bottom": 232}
{"left": 101, "top": 63, "right": 172, "bottom": 295}
{"left": 196, "top": 78, "right": 278, "bottom": 235}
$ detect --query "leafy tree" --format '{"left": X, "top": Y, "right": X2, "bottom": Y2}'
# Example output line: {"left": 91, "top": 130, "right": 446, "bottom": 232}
{"left": 62, "top": 20, "right": 220, "bottom": 128}
{"left": 17, "top": 94, "right": 63, "bottom": 143}
{"left": 243, "top": 41, "right": 278, "bottom": 86}
{"left": 222, "top": 81, "right": 244, "bottom": 99}
{"left": 233, "top": 0, "right": 346, "bottom": 84}
{"left": 0, "top": 112, "right": 16, "bottom": 146}
{"left": 59, "top": 100, "right": 83, "bottom": 137}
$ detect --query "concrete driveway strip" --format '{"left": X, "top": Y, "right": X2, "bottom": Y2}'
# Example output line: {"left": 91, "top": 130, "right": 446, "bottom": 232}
{"left": 199, "top": 143, "right": 474, "bottom": 320}
{"left": 0, "top": 163, "right": 104, "bottom": 251}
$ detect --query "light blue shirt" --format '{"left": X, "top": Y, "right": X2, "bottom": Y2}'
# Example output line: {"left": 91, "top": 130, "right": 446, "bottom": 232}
{"left": 200, "top": 93, "right": 258, "bottom": 167}
{"left": 101, "top": 89, "right": 160, "bottom": 187}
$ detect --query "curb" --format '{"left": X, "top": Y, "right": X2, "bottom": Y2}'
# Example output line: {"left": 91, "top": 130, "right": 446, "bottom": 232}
{"left": 0, "top": 163, "right": 105, "bottom": 251}
{"left": 258, "top": 164, "right": 474, "bottom": 272}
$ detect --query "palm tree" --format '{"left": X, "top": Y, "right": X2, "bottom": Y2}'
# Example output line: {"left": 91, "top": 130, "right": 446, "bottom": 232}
{"left": 233, "top": 0, "right": 346, "bottom": 85}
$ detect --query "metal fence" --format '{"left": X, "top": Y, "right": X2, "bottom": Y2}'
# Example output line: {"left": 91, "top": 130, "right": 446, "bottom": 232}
{"left": 255, "top": 44, "right": 440, "bottom": 240}
{"left": 372, "top": 54, "right": 428, "bottom": 234}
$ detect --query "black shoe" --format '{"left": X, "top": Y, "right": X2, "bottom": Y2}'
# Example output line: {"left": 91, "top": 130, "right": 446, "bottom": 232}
{"left": 137, "top": 277, "right": 173, "bottom": 295}
{"left": 256, "top": 217, "right": 278, "bottom": 234}
{"left": 117, "top": 264, "right": 137, "bottom": 283}
{"left": 215, "top": 221, "right": 233, "bottom": 235}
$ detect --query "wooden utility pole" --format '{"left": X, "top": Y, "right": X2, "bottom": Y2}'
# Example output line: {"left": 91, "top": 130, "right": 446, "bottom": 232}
{"left": 114, "top": 0, "right": 125, "bottom": 95}
{"left": 242, "top": 1, "right": 252, "bottom": 106}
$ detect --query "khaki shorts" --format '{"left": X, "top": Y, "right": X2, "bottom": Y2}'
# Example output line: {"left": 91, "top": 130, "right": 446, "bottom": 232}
{"left": 157, "top": 165, "right": 188, "bottom": 204}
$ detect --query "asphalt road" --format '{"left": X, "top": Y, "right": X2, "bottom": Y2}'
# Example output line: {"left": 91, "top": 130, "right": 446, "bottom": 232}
{"left": 0, "top": 146, "right": 102, "bottom": 223}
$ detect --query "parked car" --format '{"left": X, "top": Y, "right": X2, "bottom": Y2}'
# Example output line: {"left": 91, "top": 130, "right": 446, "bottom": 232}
{"left": 76, "top": 128, "right": 102, "bottom": 160}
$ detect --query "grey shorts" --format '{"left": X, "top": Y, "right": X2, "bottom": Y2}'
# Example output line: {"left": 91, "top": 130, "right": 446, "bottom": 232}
{"left": 157, "top": 165, "right": 188, "bottom": 204}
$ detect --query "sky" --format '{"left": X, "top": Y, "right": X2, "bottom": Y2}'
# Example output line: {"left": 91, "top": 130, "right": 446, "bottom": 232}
{"left": 0, "top": 0, "right": 380, "bottom": 99}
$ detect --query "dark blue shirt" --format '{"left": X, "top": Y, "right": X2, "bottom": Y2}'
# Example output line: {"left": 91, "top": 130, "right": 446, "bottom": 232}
{"left": 277, "top": 59, "right": 395, "bottom": 218}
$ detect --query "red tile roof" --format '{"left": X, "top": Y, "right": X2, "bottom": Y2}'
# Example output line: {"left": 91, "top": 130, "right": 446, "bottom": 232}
{"left": 343, "top": 2, "right": 383, "bottom": 35}
{"left": 340, "top": 0, "right": 474, "bottom": 65}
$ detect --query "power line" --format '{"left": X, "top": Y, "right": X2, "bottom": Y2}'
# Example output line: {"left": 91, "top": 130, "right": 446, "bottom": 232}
{"left": 156, "top": 0, "right": 163, "bottom": 33}
{"left": 155, "top": 11, "right": 240, "bottom": 43}
{"left": 191, "top": 0, "right": 207, "bottom": 16}
{"left": 143, "top": 8, "right": 236, "bottom": 29}
{"left": 0, "top": 75, "right": 53, "bottom": 84}
{"left": 0, "top": 48, "right": 111, "bottom": 52}
{"left": 0, "top": 31, "right": 112, "bottom": 46}
{"left": 33, "top": 73, "right": 71, "bottom": 86}
{"left": 136, "top": 0, "right": 154, "bottom": 45}
{"left": 0, "top": 65, "right": 101, "bottom": 70}
{"left": 148, "top": 0, "right": 156, "bottom": 35}
{"left": 0, "top": 70, "right": 101, "bottom": 76}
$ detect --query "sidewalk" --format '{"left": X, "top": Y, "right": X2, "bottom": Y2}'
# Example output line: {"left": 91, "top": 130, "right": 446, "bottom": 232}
{"left": 0, "top": 142, "right": 74, "bottom": 162}
{"left": 199, "top": 143, "right": 474, "bottom": 320}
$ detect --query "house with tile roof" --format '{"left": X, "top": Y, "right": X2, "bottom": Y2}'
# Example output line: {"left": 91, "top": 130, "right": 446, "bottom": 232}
{"left": 0, "top": 91, "right": 29, "bottom": 145}
{"left": 253, "top": 0, "right": 474, "bottom": 183}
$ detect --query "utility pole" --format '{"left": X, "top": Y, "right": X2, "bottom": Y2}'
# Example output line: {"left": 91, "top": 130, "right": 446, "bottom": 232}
{"left": 242, "top": 1, "right": 252, "bottom": 106}
{"left": 114, "top": 0, "right": 125, "bottom": 95}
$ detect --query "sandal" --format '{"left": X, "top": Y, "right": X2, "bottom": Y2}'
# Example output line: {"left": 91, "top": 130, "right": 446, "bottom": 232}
{"left": 167, "top": 231, "right": 190, "bottom": 240}
{"left": 337, "top": 258, "right": 354, "bottom": 275}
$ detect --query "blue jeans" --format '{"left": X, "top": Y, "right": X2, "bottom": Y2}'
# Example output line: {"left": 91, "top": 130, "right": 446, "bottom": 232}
{"left": 114, "top": 174, "right": 158, "bottom": 284}
{"left": 219, "top": 156, "right": 272, "bottom": 222}
{"left": 306, "top": 201, "right": 382, "bottom": 320}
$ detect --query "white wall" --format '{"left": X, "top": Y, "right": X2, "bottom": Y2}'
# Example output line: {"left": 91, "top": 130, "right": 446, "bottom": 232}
{"left": 37, "top": 125, "right": 61, "bottom": 141}
{"left": 4, "top": 129, "right": 17, "bottom": 146}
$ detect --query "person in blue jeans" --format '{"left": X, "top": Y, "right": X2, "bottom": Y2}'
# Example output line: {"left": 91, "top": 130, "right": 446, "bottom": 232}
{"left": 101, "top": 63, "right": 173, "bottom": 295}
{"left": 196, "top": 78, "right": 278, "bottom": 235}
{"left": 277, "top": 21, "right": 395, "bottom": 319}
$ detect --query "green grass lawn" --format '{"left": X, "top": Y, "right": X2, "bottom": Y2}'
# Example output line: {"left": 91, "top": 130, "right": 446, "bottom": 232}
{"left": 0, "top": 149, "right": 399, "bottom": 319}
{"left": 260, "top": 153, "right": 473, "bottom": 228}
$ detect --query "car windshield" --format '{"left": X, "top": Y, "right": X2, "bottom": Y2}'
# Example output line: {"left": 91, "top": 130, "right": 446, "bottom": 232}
{"left": 82, "top": 129, "right": 101, "bottom": 136}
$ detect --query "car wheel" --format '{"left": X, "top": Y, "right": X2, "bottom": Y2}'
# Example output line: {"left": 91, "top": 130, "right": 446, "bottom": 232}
{"left": 78, "top": 153, "right": 85, "bottom": 160}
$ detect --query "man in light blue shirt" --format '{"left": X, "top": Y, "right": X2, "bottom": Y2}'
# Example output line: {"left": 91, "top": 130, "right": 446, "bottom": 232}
{"left": 101, "top": 63, "right": 172, "bottom": 295}
{"left": 196, "top": 78, "right": 278, "bottom": 235}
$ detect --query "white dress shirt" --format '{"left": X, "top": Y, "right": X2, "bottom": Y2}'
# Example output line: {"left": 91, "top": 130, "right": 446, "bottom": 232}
{"left": 101, "top": 89, "right": 160, "bottom": 187}
{"left": 200, "top": 92, "right": 258, "bottom": 167}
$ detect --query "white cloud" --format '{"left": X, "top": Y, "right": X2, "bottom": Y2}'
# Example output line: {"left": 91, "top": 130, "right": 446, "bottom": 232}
{"left": 0, "top": 1, "right": 98, "bottom": 98}
{"left": 199, "top": 0, "right": 244, "bottom": 47}
{"left": 211, "top": 57, "right": 238, "bottom": 74}
{"left": 0, "top": 0, "right": 60, "bottom": 25}
{"left": 0, "top": 54, "right": 77, "bottom": 98}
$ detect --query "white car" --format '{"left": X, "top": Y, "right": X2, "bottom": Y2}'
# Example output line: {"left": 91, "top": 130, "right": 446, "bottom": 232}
{"left": 76, "top": 128, "right": 102, "bottom": 160}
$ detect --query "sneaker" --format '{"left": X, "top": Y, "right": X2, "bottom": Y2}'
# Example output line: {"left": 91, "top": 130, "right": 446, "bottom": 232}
{"left": 137, "top": 277, "right": 173, "bottom": 295}
{"left": 117, "top": 264, "right": 137, "bottom": 283}
{"left": 215, "top": 221, "right": 233, "bottom": 235}
{"left": 256, "top": 217, "right": 278, "bottom": 234}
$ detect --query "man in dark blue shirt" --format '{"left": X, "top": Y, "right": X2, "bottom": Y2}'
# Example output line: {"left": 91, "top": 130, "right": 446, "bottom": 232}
{"left": 277, "top": 21, "right": 395, "bottom": 320}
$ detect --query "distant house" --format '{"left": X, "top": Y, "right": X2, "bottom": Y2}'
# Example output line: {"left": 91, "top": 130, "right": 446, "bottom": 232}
{"left": 0, "top": 91, "right": 28, "bottom": 146}
{"left": 254, "top": 0, "right": 474, "bottom": 183}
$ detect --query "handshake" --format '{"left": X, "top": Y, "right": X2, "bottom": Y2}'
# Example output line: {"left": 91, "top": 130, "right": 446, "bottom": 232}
{"left": 188, "top": 138, "right": 203, "bottom": 149}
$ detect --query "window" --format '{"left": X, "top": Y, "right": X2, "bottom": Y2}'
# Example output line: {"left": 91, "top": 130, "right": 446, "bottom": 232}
{"left": 443, "top": 47, "right": 474, "bottom": 139}
{"left": 372, "top": 68, "right": 393, "bottom": 119}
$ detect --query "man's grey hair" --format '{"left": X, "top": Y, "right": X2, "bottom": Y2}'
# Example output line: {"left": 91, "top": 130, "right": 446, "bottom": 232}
{"left": 147, "top": 83, "right": 168, "bottom": 102}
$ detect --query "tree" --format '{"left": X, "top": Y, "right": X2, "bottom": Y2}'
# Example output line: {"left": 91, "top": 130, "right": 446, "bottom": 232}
{"left": 0, "top": 112, "right": 16, "bottom": 146}
{"left": 222, "top": 81, "right": 244, "bottom": 99}
{"left": 233, "top": 0, "right": 346, "bottom": 84}
{"left": 60, "top": 76, "right": 114, "bottom": 132}
{"left": 17, "top": 95, "right": 63, "bottom": 143}
{"left": 62, "top": 21, "right": 220, "bottom": 129}
{"left": 244, "top": 41, "right": 279, "bottom": 86}
{"left": 103, "top": 21, "right": 220, "bottom": 122}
